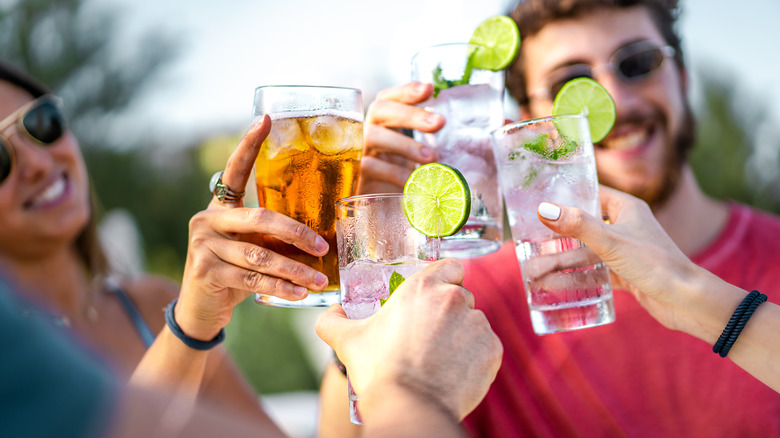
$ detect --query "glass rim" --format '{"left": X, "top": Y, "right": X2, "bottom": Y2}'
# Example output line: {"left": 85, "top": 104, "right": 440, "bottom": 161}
{"left": 254, "top": 84, "right": 362, "bottom": 94}
{"left": 491, "top": 113, "right": 586, "bottom": 138}
{"left": 335, "top": 192, "right": 432, "bottom": 208}
{"left": 411, "top": 42, "right": 482, "bottom": 63}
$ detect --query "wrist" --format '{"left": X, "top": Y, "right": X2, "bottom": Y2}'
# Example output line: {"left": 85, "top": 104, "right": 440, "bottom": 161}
{"left": 360, "top": 379, "right": 458, "bottom": 423}
{"left": 360, "top": 383, "right": 465, "bottom": 437}
{"left": 671, "top": 264, "right": 745, "bottom": 344}
{"left": 165, "top": 299, "right": 225, "bottom": 350}
{"left": 172, "top": 297, "right": 225, "bottom": 342}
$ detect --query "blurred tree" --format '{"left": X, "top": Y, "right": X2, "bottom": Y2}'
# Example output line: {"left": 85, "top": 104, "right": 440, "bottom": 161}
{"left": 0, "top": 0, "right": 178, "bottom": 149}
{"left": 690, "top": 65, "right": 780, "bottom": 215}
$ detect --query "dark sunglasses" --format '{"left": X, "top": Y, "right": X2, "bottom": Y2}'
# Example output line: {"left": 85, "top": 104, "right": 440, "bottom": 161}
{"left": 531, "top": 41, "right": 676, "bottom": 102}
{"left": 0, "top": 95, "right": 67, "bottom": 185}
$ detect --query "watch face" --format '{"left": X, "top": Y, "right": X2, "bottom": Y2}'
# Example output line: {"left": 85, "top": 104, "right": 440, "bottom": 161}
{"left": 209, "top": 171, "right": 224, "bottom": 193}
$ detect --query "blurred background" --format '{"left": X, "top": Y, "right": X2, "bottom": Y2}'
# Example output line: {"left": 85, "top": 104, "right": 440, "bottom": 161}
{"left": 2, "top": 0, "right": 779, "bottom": 436}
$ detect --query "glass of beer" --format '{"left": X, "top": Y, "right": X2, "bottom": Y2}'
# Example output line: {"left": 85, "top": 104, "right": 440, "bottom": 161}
{"left": 252, "top": 85, "right": 363, "bottom": 307}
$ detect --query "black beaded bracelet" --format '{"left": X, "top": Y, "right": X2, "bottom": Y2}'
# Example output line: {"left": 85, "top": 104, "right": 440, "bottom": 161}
{"left": 713, "top": 290, "right": 767, "bottom": 357}
{"left": 165, "top": 298, "right": 225, "bottom": 351}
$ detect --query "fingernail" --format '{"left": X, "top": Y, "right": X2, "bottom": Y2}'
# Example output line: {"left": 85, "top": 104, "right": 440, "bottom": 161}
{"left": 419, "top": 146, "right": 435, "bottom": 160}
{"left": 538, "top": 202, "right": 561, "bottom": 220}
{"left": 425, "top": 112, "right": 443, "bottom": 126}
{"left": 315, "top": 236, "right": 329, "bottom": 253}
{"left": 294, "top": 286, "right": 308, "bottom": 297}
{"left": 315, "top": 273, "right": 328, "bottom": 288}
{"left": 415, "top": 82, "right": 429, "bottom": 94}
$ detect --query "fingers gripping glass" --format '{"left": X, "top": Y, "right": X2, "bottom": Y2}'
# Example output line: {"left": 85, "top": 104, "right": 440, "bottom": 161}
{"left": 531, "top": 41, "right": 675, "bottom": 101}
{"left": 0, "top": 95, "right": 67, "bottom": 184}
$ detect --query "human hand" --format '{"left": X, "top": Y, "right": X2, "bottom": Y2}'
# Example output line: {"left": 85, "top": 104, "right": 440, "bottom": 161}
{"left": 315, "top": 259, "right": 502, "bottom": 421}
{"left": 358, "top": 82, "right": 444, "bottom": 194}
{"left": 536, "top": 185, "right": 696, "bottom": 331}
{"left": 175, "top": 115, "right": 329, "bottom": 341}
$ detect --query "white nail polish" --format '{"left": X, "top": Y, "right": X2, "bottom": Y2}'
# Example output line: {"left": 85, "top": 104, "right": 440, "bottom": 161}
{"left": 538, "top": 202, "right": 561, "bottom": 220}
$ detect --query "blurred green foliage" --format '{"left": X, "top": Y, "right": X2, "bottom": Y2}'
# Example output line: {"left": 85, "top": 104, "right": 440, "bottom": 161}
{"left": 690, "top": 69, "right": 780, "bottom": 215}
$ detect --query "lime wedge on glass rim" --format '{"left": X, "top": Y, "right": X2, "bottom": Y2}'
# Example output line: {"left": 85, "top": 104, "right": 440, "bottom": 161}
{"left": 403, "top": 163, "right": 471, "bottom": 237}
{"left": 552, "top": 77, "right": 616, "bottom": 143}
{"left": 468, "top": 15, "right": 520, "bottom": 71}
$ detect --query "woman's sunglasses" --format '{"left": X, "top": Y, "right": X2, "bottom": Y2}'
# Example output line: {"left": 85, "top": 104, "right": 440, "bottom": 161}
{"left": 0, "top": 95, "right": 67, "bottom": 185}
{"left": 530, "top": 41, "right": 676, "bottom": 102}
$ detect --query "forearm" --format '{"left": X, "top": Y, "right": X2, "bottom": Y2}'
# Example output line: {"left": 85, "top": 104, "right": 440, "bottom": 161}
{"left": 130, "top": 325, "right": 210, "bottom": 399}
{"left": 674, "top": 266, "right": 780, "bottom": 392}
{"left": 359, "top": 384, "right": 467, "bottom": 438}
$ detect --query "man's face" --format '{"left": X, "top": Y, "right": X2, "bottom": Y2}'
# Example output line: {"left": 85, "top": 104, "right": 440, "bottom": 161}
{"left": 519, "top": 5, "right": 690, "bottom": 206}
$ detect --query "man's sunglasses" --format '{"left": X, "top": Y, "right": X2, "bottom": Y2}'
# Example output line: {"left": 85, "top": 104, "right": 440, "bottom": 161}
{"left": 530, "top": 41, "right": 676, "bottom": 102}
{"left": 0, "top": 95, "right": 67, "bottom": 185}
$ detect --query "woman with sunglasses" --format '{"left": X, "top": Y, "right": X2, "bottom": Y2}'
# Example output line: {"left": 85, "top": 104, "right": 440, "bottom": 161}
{"left": 0, "top": 62, "right": 318, "bottom": 431}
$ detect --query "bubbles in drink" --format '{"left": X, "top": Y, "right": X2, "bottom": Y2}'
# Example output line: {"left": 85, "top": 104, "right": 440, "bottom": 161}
{"left": 255, "top": 111, "right": 363, "bottom": 293}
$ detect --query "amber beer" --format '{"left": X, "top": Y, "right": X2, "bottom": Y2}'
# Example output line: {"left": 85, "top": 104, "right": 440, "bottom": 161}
{"left": 252, "top": 86, "right": 363, "bottom": 307}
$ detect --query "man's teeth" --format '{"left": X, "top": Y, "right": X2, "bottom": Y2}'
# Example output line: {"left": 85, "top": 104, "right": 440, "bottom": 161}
{"left": 605, "top": 130, "right": 647, "bottom": 150}
{"left": 33, "top": 177, "right": 65, "bottom": 206}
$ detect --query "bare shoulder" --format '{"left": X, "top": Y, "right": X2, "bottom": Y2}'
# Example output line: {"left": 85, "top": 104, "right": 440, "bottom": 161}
{"left": 116, "top": 275, "right": 180, "bottom": 332}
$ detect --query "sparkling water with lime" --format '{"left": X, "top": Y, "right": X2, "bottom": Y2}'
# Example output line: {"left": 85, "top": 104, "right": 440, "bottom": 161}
{"left": 492, "top": 114, "right": 615, "bottom": 334}
{"left": 339, "top": 258, "right": 431, "bottom": 423}
{"left": 412, "top": 43, "right": 505, "bottom": 259}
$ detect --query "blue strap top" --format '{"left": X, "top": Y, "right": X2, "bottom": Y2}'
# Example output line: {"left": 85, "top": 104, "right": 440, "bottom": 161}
{"left": 104, "top": 277, "right": 155, "bottom": 348}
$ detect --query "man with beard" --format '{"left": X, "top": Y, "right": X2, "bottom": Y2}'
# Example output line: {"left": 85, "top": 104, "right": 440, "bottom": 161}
{"left": 318, "top": 0, "right": 780, "bottom": 437}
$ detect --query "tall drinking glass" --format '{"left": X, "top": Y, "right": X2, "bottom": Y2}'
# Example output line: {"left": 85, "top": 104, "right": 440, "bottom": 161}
{"left": 411, "top": 43, "right": 504, "bottom": 259}
{"left": 335, "top": 193, "right": 441, "bottom": 424}
{"left": 491, "top": 114, "right": 615, "bottom": 334}
{"left": 252, "top": 86, "right": 363, "bottom": 308}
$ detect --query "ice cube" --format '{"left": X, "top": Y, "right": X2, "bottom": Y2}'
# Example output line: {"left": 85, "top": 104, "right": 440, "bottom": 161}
{"left": 264, "top": 118, "right": 309, "bottom": 159}
{"left": 300, "top": 115, "right": 359, "bottom": 156}
{"left": 341, "top": 261, "right": 388, "bottom": 319}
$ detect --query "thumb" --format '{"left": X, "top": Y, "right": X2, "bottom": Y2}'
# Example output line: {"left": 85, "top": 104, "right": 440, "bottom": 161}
{"left": 537, "top": 202, "right": 614, "bottom": 256}
{"left": 314, "top": 304, "right": 353, "bottom": 350}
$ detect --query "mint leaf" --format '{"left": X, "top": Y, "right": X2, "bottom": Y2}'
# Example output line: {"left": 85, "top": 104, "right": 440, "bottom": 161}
{"left": 509, "top": 134, "right": 578, "bottom": 161}
{"left": 549, "top": 139, "right": 578, "bottom": 160}
{"left": 380, "top": 271, "right": 406, "bottom": 306}
{"left": 431, "top": 48, "right": 477, "bottom": 98}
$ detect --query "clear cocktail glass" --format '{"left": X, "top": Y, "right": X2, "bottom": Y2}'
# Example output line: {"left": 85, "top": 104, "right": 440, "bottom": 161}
{"left": 491, "top": 113, "right": 615, "bottom": 334}
{"left": 335, "top": 193, "right": 441, "bottom": 424}
{"left": 411, "top": 43, "right": 504, "bottom": 259}
{"left": 252, "top": 85, "right": 363, "bottom": 308}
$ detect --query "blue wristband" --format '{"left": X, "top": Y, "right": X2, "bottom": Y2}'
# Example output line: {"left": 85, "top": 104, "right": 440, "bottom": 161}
{"left": 165, "top": 298, "right": 225, "bottom": 351}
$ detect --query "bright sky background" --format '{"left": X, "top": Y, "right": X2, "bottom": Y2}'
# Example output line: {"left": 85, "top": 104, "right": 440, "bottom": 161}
{"left": 103, "top": 0, "right": 780, "bottom": 146}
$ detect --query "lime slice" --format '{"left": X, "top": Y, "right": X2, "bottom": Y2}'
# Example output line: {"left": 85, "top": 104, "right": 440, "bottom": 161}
{"left": 552, "top": 77, "right": 616, "bottom": 143}
{"left": 468, "top": 15, "right": 520, "bottom": 71}
{"left": 403, "top": 163, "right": 471, "bottom": 237}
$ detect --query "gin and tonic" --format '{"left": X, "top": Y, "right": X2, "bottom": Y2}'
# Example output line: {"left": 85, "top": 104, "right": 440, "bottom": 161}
{"left": 411, "top": 43, "right": 504, "bottom": 258}
{"left": 491, "top": 114, "right": 615, "bottom": 334}
{"left": 335, "top": 193, "right": 441, "bottom": 424}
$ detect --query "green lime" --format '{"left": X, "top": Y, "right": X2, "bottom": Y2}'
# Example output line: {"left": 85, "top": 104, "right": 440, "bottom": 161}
{"left": 403, "top": 163, "right": 471, "bottom": 237}
{"left": 468, "top": 15, "right": 520, "bottom": 71}
{"left": 552, "top": 77, "right": 616, "bottom": 143}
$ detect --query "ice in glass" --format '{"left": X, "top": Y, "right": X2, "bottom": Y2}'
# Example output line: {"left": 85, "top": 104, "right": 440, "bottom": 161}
{"left": 411, "top": 43, "right": 504, "bottom": 259}
{"left": 491, "top": 114, "right": 615, "bottom": 334}
{"left": 253, "top": 86, "right": 363, "bottom": 307}
{"left": 335, "top": 193, "right": 440, "bottom": 423}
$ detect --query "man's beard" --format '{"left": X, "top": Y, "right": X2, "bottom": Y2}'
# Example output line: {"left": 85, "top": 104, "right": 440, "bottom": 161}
{"left": 600, "top": 103, "right": 696, "bottom": 210}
